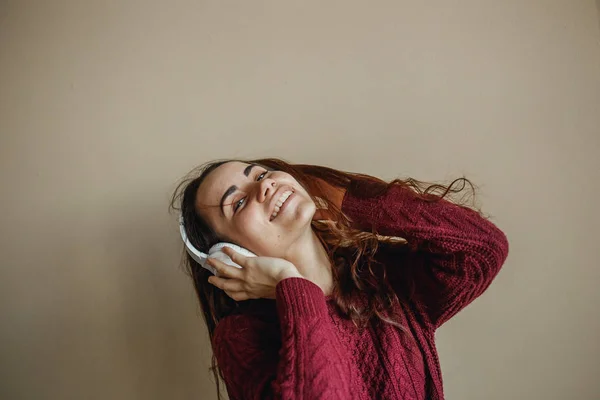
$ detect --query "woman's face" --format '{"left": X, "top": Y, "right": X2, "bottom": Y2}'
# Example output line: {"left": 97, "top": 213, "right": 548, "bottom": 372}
{"left": 195, "top": 161, "right": 317, "bottom": 257}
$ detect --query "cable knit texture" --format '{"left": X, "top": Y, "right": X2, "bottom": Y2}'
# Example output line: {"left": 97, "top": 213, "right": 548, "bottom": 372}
{"left": 211, "top": 184, "right": 509, "bottom": 399}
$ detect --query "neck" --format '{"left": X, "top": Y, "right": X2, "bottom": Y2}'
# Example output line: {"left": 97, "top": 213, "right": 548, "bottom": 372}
{"left": 284, "top": 228, "right": 334, "bottom": 296}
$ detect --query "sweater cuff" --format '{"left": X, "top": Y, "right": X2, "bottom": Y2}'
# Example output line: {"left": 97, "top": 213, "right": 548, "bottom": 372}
{"left": 275, "top": 277, "right": 328, "bottom": 323}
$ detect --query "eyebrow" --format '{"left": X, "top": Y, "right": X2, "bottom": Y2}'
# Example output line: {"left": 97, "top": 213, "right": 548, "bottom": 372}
{"left": 219, "top": 163, "right": 259, "bottom": 218}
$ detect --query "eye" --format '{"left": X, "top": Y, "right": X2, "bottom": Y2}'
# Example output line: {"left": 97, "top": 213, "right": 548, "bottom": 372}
{"left": 233, "top": 171, "right": 268, "bottom": 213}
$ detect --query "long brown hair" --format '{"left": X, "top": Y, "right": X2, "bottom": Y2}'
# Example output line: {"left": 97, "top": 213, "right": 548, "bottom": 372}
{"left": 169, "top": 157, "right": 478, "bottom": 399}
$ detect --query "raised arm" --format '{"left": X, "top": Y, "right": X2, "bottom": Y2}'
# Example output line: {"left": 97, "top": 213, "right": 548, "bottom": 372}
{"left": 342, "top": 183, "right": 509, "bottom": 329}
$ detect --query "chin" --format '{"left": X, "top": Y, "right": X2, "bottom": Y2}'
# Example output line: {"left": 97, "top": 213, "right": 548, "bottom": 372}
{"left": 275, "top": 201, "right": 314, "bottom": 237}
{"left": 294, "top": 199, "right": 316, "bottom": 225}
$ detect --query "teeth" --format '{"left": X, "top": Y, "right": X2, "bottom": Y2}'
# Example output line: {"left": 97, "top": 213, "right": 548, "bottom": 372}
{"left": 270, "top": 190, "right": 293, "bottom": 220}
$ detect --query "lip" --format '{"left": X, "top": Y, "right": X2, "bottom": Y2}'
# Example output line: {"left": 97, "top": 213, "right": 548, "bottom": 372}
{"left": 269, "top": 187, "right": 295, "bottom": 221}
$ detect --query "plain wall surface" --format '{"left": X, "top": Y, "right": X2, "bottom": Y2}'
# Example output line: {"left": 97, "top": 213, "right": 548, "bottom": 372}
{"left": 1, "top": 1, "right": 599, "bottom": 399}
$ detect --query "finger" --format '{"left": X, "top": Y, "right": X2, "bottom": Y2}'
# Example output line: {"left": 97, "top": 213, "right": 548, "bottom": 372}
{"left": 208, "top": 276, "right": 245, "bottom": 292}
{"left": 208, "top": 257, "right": 243, "bottom": 280}
{"left": 221, "top": 246, "right": 247, "bottom": 267}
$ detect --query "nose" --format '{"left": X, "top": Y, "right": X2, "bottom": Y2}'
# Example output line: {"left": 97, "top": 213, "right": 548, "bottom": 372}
{"left": 256, "top": 178, "right": 277, "bottom": 203}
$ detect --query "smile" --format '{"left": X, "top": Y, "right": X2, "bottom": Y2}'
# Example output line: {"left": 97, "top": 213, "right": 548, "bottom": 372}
{"left": 270, "top": 190, "right": 294, "bottom": 221}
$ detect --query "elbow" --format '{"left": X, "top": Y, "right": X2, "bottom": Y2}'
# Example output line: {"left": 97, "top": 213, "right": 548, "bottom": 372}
{"left": 472, "top": 228, "right": 509, "bottom": 287}
{"left": 491, "top": 226, "right": 510, "bottom": 270}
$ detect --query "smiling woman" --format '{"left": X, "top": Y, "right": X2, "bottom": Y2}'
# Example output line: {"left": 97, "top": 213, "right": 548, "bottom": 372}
{"left": 169, "top": 157, "right": 509, "bottom": 400}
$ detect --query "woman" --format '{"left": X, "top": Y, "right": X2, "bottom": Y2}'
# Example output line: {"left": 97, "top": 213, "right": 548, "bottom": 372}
{"left": 170, "top": 157, "right": 509, "bottom": 400}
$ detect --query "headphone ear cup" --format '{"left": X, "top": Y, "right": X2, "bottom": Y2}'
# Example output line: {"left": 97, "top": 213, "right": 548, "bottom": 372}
{"left": 208, "top": 242, "right": 257, "bottom": 270}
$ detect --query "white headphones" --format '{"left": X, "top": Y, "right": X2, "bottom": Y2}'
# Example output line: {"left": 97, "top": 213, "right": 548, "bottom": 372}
{"left": 178, "top": 216, "right": 257, "bottom": 276}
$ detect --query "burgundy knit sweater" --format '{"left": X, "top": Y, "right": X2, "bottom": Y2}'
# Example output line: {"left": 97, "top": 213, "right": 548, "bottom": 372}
{"left": 211, "top": 184, "right": 509, "bottom": 399}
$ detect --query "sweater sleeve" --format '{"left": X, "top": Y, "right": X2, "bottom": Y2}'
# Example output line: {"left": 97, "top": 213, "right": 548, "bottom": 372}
{"left": 211, "top": 277, "right": 355, "bottom": 400}
{"left": 341, "top": 184, "right": 509, "bottom": 329}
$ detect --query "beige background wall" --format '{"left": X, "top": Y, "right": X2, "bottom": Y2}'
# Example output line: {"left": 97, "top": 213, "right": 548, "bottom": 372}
{"left": 1, "top": 1, "right": 599, "bottom": 399}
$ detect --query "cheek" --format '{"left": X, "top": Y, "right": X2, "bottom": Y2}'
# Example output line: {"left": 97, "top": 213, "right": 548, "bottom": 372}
{"left": 237, "top": 215, "right": 260, "bottom": 234}
{"left": 235, "top": 211, "right": 271, "bottom": 241}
